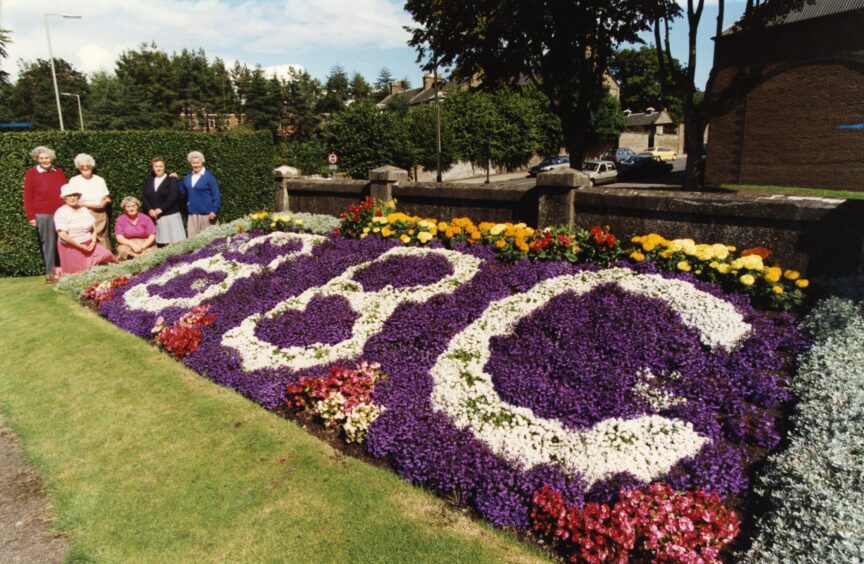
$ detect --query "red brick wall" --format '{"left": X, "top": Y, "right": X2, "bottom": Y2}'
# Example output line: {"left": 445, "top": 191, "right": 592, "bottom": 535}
{"left": 706, "top": 11, "right": 864, "bottom": 191}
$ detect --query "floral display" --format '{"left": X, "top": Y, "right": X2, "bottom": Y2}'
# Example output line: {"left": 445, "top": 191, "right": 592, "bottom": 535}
{"left": 285, "top": 362, "right": 386, "bottom": 443}
{"left": 82, "top": 274, "right": 132, "bottom": 306}
{"left": 152, "top": 305, "right": 216, "bottom": 359}
{"left": 91, "top": 201, "right": 811, "bottom": 560}
{"left": 532, "top": 482, "right": 740, "bottom": 563}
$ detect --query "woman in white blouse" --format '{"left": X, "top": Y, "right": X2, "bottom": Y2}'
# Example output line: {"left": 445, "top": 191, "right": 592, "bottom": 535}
{"left": 54, "top": 184, "right": 117, "bottom": 275}
{"left": 67, "top": 153, "right": 111, "bottom": 251}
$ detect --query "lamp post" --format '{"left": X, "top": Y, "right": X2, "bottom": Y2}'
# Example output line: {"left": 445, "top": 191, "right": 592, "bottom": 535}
{"left": 44, "top": 12, "right": 81, "bottom": 131}
{"left": 61, "top": 92, "right": 83, "bottom": 130}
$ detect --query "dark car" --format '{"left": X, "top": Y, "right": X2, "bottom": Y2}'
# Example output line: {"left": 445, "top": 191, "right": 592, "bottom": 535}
{"left": 617, "top": 155, "right": 674, "bottom": 180}
{"left": 602, "top": 147, "right": 636, "bottom": 164}
{"left": 528, "top": 155, "right": 570, "bottom": 177}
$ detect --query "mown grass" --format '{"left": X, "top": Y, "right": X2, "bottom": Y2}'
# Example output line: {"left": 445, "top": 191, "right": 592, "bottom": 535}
{"left": 0, "top": 277, "right": 548, "bottom": 563}
{"left": 722, "top": 184, "right": 864, "bottom": 200}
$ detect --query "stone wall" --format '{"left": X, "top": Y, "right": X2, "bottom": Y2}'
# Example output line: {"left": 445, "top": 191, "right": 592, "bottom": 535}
{"left": 274, "top": 166, "right": 864, "bottom": 276}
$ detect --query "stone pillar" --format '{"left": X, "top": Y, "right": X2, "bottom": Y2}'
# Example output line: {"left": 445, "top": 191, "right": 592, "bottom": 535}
{"left": 368, "top": 165, "right": 409, "bottom": 201}
{"left": 535, "top": 168, "right": 589, "bottom": 229}
{"left": 273, "top": 165, "right": 300, "bottom": 212}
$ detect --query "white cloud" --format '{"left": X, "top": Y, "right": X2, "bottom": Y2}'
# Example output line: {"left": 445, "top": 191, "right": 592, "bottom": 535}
{"left": 1, "top": 0, "right": 413, "bottom": 80}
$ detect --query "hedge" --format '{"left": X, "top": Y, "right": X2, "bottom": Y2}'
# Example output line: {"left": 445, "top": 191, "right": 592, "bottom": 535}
{"left": 0, "top": 130, "right": 276, "bottom": 276}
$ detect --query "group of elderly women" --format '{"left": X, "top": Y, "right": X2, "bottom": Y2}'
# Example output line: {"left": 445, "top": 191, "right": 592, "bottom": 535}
{"left": 23, "top": 146, "right": 221, "bottom": 282}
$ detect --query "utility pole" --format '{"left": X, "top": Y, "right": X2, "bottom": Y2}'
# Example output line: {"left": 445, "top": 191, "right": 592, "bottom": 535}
{"left": 434, "top": 58, "right": 442, "bottom": 183}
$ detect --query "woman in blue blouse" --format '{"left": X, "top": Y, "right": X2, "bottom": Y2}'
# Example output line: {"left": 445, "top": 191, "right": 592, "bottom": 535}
{"left": 180, "top": 151, "right": 221, "bottom": 238}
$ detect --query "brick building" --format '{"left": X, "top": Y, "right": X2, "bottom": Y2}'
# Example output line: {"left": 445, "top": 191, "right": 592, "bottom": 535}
{"left": 706, "top": 0, "right": 864, "bottom": 191}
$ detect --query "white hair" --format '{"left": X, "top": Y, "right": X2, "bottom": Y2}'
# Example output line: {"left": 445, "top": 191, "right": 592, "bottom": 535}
{"left": 187, "top": 151, "right": 205, "bottom": 164}
{"left": 30, "top": 146, "right": 56, "bottom": 162}
{"left": 74, "top": 153, "right": 96, "bottom": 168}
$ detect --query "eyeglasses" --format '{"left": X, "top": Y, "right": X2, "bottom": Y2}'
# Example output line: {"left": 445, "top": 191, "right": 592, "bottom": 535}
{"left": 78, "top": 165, "right": 93, "bottom": 169}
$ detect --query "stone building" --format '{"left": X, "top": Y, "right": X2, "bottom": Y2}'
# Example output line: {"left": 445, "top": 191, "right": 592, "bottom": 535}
{"left": 619, "top": 108, "right": 683, "bottom": 154}
{"left": 706, "top": 0, "right": 864, "bottom": 191}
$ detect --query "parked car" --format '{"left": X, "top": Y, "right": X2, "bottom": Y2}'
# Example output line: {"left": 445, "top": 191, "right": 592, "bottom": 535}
{"left": 581, "top": 160, "right": 618, "bottom": 186}
{"left": 617, "top": 155, "right": 674, "bottom": 180}
{"left": 528, "top": 155, "right": 570, "bottom": 177}
{"left": 602, "top": 147, "right": 636, "bottom": 164}
{"left": 639, "top": 147, "right": 677, "bottom": 161}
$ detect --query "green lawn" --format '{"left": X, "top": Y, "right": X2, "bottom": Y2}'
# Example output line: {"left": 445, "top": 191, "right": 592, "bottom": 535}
{"left": 0, "top": 277, "right": 547, "bottom": 563}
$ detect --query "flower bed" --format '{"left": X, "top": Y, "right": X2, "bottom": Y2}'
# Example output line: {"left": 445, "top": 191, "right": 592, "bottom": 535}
{"left": 87, "top": 208, "right": 810, "bottom": 561}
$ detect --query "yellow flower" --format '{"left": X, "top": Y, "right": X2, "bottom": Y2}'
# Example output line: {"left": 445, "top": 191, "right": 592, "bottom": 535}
{"left": 494, "top": 239, "right": 507, "bottom": 249}
{"left": 437, "top": 221, "right": 448, "bottom": 232}
{"left": 659, "top": 249, "right": 674, "bottom": 259}
{"left": 677, "top": 261, "right": 692, "bottom": 272}
{"left": 489, "top": 224, "right": 507, "bottom": 236}
{"left": 716, "top": 264, "right": 731, "bottom": 275}
{"left": 695, "top": 269, "right": 702, "bottom": 275}
{"left": 381, "top": 227, "right": 393, "bottom": 238}
{"left": 772, "top": 285, "right": 784, "bottom": 294}
{"left": 764, "top": 267, "right": 782, "bottom": 283}
{"left": 739, "top": 274, "right": 755, "bottom": 286}
{"left": 796, "top": 279, "right": 809, "bottom": 288}
{"left": 294, "top": 219, "right": 303, "bottom": 225}
{"left": 630, "top": 251, "right": 645, "bottom": 262}
{"left": 362, "top": 227, "right": 370, "bottom": 234}
{"left": 783, "top": 269, "right": 800, "bottom": 281}
{"left": 470, "top": 231, "right": 482, "bottom": 241}
{"left": 643, "top": 241, "right": 658, "bottom": 252}
{"left": 372, "top": 227, "right": 380, "bottom": 233}
{"left": 373, "top": 216, "right": 388, "bottom": 225}
{"left": 417, "top": 231, "right": 433, "bottom": 244}
{"left": 740, "top": 255, "right": 764, "bottom": 270}
{"left": 399, "top": 234, "right": 411, "bottom": 244}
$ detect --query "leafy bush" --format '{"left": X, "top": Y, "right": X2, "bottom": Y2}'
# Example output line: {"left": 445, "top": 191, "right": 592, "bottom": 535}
{"left": 745, "top": 297, "right": 864, "bottom": 562}
{"left": 0, "top": 130, "right": 275, "bottom": 276}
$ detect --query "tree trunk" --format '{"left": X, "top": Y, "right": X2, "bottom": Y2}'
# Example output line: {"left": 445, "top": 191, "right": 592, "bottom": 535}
{"left": 682, "top": 110, "right": 707, "bottom": 189}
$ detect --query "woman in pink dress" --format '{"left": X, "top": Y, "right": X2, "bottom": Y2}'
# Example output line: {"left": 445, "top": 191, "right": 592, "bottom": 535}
{"left": 115, "top": 196, "right": 157, "bottom": 260}
{"left": 54, "top": 184, "right": 117, "bottom": 275}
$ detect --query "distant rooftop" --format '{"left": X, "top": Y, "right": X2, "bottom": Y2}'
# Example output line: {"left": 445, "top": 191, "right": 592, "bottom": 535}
{"left": 723, "top": 0, "right": 864, "bottom": 34}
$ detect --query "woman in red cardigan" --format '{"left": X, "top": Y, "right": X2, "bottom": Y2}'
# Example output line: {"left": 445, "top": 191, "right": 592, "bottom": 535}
{"left": 23, "top": 146, "right": 66, "bottom": 282}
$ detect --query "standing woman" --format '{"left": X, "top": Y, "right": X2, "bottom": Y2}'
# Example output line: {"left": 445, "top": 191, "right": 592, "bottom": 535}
{"left": 23, "top": 146, "right": 66, "bottom": 282}
{"left": 67, "top": 153, "right": 111, "bottom": 251}
{"left": 54, "top": 184, "right": 117, "bottom": 274}
{"left": 141, "top": 156, "right": 185, "bottom": 246}
{"left": 180, "top": 151, "right": 220, "bottom": 238}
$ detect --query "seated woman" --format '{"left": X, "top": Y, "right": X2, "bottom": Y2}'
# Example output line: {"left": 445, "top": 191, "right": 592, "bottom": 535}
{"left": 115, "top": 196, "right": 156, "bottom": 260}
{"left": 54, "top": 184, "right": 117, "bottom": 275}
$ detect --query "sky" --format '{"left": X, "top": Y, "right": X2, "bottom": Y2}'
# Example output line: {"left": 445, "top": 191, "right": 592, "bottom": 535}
{"left": 0, "top": 0, "right": 749, "bottom": 90}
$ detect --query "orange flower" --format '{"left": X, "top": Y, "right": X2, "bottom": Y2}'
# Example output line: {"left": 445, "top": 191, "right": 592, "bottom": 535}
{"left": 741, "top": 247, "right": 772, "bottom": 259}
{"left": 494, "top": 239, "right": 507, "bottom": 249}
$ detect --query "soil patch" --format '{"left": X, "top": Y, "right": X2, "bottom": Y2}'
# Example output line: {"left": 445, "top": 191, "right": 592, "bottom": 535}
{"left": 0, "top": 420, "right": 68, "bottom": 563}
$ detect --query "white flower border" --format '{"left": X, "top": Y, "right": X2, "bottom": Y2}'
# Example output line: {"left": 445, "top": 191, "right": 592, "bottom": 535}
{"left": 222, "top": 247, "right": 483, "bottom": 371}
{"left": 429, "top": 268, "right": 751, "bottom": 485}
{"left": 123, "top": 232, "right": 325, "bottom": 312}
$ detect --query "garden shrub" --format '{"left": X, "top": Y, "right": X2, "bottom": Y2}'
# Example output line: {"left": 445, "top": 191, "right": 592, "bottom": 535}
{"left": 0, "top": 130, "right": 275, "bottom": 276}
{"left": 745, "top": 297, "right": 864, "bottom": 562}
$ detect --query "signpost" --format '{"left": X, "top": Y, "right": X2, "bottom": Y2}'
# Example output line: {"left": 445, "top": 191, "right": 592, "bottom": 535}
{"left": 327, "top": 152, "right": 339, "bottom": 176}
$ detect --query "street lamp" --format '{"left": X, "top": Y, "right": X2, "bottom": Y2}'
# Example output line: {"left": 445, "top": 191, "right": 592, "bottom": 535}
{"left": 61, "top": 92, "right": 83, "bottom": 130}
{"left": 44, "top": 12, "right": 82, "bottom": 131}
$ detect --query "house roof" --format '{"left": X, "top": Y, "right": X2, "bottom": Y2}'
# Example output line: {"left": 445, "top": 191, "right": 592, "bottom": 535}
{"left": 377, "top": 80, "right": 462, "bottom": 108}
{"left": 624, "top": 110, "right": 675, "bottom": 128}
{"left": 723, "top": 0, "right": 864, "bottom": 34}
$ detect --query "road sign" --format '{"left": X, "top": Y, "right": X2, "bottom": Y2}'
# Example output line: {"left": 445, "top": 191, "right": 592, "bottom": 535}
{"left": 327, "top": 152, "right": 339, "bottom": 165}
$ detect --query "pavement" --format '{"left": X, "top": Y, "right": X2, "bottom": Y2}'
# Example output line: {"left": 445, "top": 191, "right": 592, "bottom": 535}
{"left": 450, "top": 157, "right": 688, "bottom": 189}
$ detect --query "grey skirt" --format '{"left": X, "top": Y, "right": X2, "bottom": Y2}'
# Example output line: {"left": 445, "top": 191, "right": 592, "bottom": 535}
{"left": 155, "top": 213, "right": 186, "bottom": 245}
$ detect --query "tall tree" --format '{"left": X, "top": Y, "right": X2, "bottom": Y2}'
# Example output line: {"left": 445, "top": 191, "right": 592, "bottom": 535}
{"left": 243, "top": 68, "right": 282, "bottom": 132}
{"left": 85, "top": 71, "right": 151, "bottom": 130}
{"left": 0, "top": 28, "right": 10, "bottom": 84}
{"left": 171, "top": 48, "right": 211, "bottom": 130}
{"left": 8, "top": 58, "right": 89, "bottom": 129}
{"left": 405, "top": 0, "right": 678, "bottom": 167}
{"left": 284, "top": 68, "right": 323, "bottom": 141}
{"left": 115, "top": 43, "right": 175, "bottom": 127}
{"left": 374, "top": 67, "right": 394, "bottom": 100}
{"left": 318, "top": 65, "right": 350, "bottom": 114}
{"left": 654, "top": 0, "right": 815, "bottom": 188}
{"left": 349, "top": 72, "right": 372, "bottom": 102}
{"left": 609, "top": 46, "right": 684, "bottom": 117}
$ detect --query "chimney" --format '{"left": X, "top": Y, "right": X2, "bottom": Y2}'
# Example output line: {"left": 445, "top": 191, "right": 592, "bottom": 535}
{"left": 389, "top": 83, "right": 404, "bottom": 96}
{"left": 423, "top": 73, "right": 435, "bottom": 90}
{"left": 623, "top": 109, "right": 632, "bottom": 116}
{"left": 645, "top": 107, "right": 656, "bottom": 114}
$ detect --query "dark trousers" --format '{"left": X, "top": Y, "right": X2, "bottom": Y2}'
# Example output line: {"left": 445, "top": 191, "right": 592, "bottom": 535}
{"left": 35, "top": 214, "right": 59, "bottom": 274}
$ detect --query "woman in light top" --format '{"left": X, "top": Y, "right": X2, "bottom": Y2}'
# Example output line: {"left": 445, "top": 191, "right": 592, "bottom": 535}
{"left": 23, "top": 145, "right": 66, "bottom": 282}
{"left": 67, "top": 153, "right": 111, "bottom": 251}
{"left": 115, "top": 196, "right": 156, "bottom": 260}
{"left": 141, "top": 156, "right": 185, "bottom": 246}
{"left": 179, "top": 151, "right": 220, "bottom": 238}
{"left": 54, "top": 184, "right": 117, "bottom": 275}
